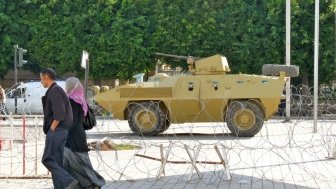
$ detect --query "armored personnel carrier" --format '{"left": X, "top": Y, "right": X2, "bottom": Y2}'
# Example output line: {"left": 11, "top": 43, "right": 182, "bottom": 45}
{"left": 94, "top": 53, "right": 299, "bottom": 137}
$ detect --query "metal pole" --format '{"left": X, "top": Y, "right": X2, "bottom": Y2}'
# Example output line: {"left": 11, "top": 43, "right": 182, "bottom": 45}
{"left": 285, "top": 0, "right": 291, "bottom": 121}
{"left": 10, "top": 116, "right": 13, "bottom": 175}
{"left": 15, "top": 97, "right": 17, "bottom": 114}
{"left": 313, "top": 0, "right": 319, "bottom": 133}
{"left": 35, "top": 117, "right": 38, "bottom": 176}
{"left": 22, "top": 116, "right": 26, "bottom": 175}
{"left": 84, "top": 59, "right": 90, "bottom": 100}
{"left": 13, "top": 45, "right": 18, "bottom": 85}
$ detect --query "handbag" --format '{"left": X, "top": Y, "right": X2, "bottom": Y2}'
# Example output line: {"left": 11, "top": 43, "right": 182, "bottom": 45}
{"left": 83, "top": 105, "right": 97, "bottom": 130}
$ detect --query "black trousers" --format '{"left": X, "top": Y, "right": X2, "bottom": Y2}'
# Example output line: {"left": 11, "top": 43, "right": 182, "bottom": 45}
{"left": 64, "top": 147, "right": 106, "bottom": 188}
{"left": 42, "top": 128, "right": 75, "bottom": 189}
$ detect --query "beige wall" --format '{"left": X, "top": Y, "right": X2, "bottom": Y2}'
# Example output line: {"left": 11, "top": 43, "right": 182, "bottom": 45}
{"left": 1, "top": 69, "right": 40, "bottom": 88}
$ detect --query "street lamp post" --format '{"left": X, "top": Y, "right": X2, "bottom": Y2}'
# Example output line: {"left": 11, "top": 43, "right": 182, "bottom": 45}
{"left": 13, "top": 45, "right": 18, "bottom": 85}
{"left": 313, "top": 0, "right": 320, "bottom": 132}
{"left": 285, "top": 0, "right": 291, "bottom": 121}
{"left": 81, "top": 50, "right": 90, "bottom": 100}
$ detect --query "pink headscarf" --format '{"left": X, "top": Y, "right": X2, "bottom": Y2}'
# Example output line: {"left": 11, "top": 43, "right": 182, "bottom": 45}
{"left": 65, "top": 77, "right": 88, "bottom": 116}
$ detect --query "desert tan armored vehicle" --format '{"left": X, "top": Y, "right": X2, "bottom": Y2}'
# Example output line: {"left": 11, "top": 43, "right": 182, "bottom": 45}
{"left": 94, "top": 53, "right": 299, "bottom": 137}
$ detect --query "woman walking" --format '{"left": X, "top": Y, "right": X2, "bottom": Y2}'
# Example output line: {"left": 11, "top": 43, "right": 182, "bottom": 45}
{"left": 64, "top": 77, "right": 106, "bottom": 189}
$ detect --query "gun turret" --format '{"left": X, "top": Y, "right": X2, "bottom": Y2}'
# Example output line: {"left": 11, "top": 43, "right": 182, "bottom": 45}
{"left": 155, "top": 52, "right": 201, "bottom": 73}
{"left": 155, "top": 52, "right": 230, "bottom": 75}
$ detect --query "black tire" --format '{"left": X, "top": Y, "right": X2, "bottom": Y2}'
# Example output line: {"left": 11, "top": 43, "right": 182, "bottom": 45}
{"left": 158, "top": 118, "right": 171, "bottom": 133}
{"left": 225, "top": 101, "right": 265, "bottom": 137}
{"left": 262, "top": 64, "right": 299, "bottom": 77}
{"left": 158, "top": 104, "right": 171, "bottom": 133}
{"left": 127, "top": 102, "right": 166, "bottom": 136}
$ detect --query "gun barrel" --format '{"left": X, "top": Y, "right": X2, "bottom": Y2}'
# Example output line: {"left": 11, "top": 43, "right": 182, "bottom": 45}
{"left": 155, "top": 53, "right": 189, "bottom": 60}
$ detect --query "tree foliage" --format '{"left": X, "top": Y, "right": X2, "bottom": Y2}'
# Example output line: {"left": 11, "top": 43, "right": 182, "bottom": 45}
{"left": 0, "top": 0, "right": 335, "bottom": 84}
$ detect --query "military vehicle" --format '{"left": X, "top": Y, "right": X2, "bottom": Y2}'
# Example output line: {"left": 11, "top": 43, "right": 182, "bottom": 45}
{"left": 94, "top": 53, "right": 299, "bottom": 137}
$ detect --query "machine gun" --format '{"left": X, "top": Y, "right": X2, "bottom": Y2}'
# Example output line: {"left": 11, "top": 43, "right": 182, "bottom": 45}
{"left": 155, "top": 52, "right": 202, "bottom": 72}
{"left": 155, "top": 53, "right": 201, "bottom": 61}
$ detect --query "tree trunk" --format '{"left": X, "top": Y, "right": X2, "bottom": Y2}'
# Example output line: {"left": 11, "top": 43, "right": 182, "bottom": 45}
{"left": 302, "top": 72, "right": 310, "bottom": 96}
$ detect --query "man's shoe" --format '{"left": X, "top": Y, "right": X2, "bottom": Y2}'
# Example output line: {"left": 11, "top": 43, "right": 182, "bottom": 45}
{"left": 65, "top": 180, "right": 78, "bottom": 189}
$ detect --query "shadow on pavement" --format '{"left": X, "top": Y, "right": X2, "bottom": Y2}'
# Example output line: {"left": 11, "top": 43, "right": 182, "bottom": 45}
{"left": 87, "top": 132, "right": 252, "bottom": 141}
{"left": 104, "top": 170, "right": 314, "bottom": 189}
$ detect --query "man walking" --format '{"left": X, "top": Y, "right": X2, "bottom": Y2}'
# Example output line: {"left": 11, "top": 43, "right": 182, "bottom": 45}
{"left": 40, "top": 68, "right": 78, "bottom": 189}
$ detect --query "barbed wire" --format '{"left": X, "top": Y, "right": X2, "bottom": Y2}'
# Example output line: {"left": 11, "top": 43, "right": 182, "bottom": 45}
{"left": 0, "top": 85, "right": 335, "bottom": 188}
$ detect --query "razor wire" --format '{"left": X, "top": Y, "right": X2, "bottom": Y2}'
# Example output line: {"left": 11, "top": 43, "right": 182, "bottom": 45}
{"left": 0, "top": 85, "right": 336, "bottom": 188}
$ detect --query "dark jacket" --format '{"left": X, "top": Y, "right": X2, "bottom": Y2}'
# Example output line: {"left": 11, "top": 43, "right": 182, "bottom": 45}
{"left": 42, "top": 82, "right": 73, "bottom": 134}
{"left": 65, "top": 99, "right": 89, "bottom": 152}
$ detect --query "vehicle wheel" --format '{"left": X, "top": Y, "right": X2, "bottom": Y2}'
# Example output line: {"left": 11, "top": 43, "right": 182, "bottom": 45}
{"left": 225, "top": 101, "right": 265, "bottom": 137}
{"left": 127, "top": 102, "right": 166, "bottom": 136}
{"left": 262, "top": 64, "right": 299, "bottom": 77}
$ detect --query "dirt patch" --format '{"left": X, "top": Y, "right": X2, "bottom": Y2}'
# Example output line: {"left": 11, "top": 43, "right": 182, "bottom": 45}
{"left": 88, "top": 137, "right": 141, "bottom": 151}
